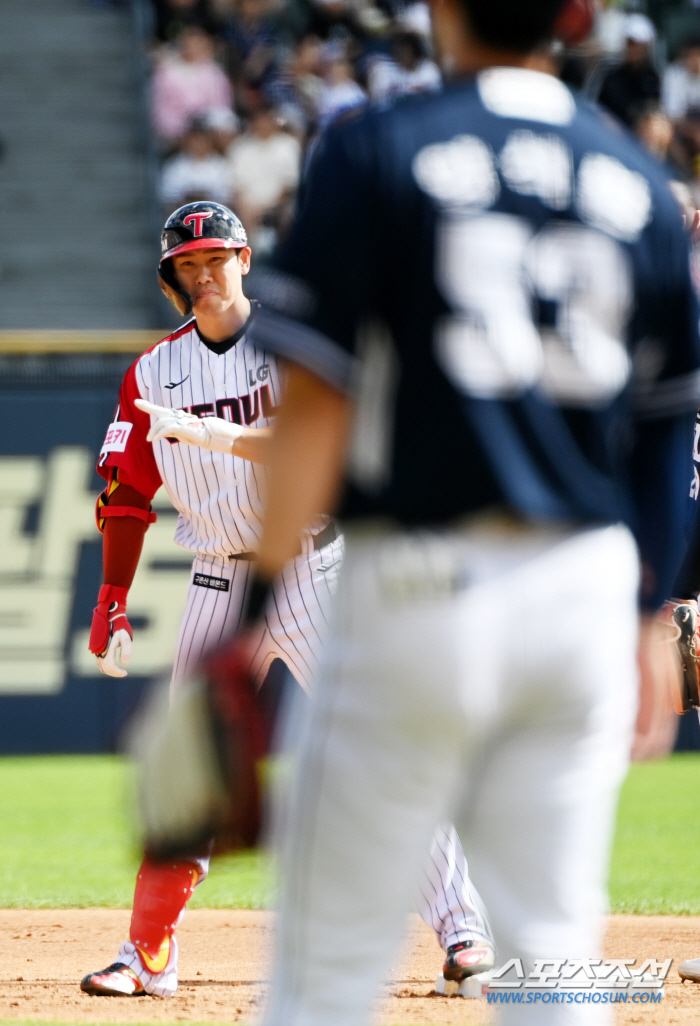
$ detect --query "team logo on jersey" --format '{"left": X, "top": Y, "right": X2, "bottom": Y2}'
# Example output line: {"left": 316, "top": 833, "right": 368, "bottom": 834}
{"left": 183, "top": 211, "right": 214, "bottom": 237}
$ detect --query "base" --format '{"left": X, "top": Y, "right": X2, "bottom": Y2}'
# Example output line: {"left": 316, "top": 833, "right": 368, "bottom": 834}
{"left": 435, "top": 971, "right": 493, "bottom": 999}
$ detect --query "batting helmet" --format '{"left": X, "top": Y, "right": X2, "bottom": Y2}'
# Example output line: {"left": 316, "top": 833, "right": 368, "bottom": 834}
{"left": 158, "top": 201, "right": 249, "bottom": 316}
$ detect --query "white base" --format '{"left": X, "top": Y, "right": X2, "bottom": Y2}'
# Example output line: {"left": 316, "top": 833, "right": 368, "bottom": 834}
{"left": 435, "top": 971, "right": 493, "bottom": 999}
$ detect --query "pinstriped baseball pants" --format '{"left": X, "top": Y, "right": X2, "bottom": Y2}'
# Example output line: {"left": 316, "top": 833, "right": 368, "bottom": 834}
{"left": 172, "top": 537, "right": 492, "bottom": 950}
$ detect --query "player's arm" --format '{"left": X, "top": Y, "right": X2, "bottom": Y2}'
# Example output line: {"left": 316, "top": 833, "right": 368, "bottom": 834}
{"left": 91, "top": 363, "right": 161, "bottom": 677}
{"left": 255, "top": 365, "right": 351, "bottom": 580}
{"left": 134, "top": 399, "right": 272, "bottom": 464}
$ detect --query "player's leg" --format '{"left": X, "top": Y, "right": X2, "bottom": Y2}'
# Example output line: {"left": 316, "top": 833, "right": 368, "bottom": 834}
{"left": 263, "top": 525, "right": 638, "bottom": 1026}
{"left": 249, "top": 532, "right": 343, "bottom": 692}
{"left": 418, "top": 824, "right": 495, "bottom": 987}
{"left": 263, "top": 534, "right": 496, "bottom": 980}
{"left": 263, "top": 531, "right": 470, "bottom": 1026}
{"left": 81, "top": 556, "right": 250, "bottom": 997}
{"left": 454, "top": 525, "right": 639, "bottom": 1025}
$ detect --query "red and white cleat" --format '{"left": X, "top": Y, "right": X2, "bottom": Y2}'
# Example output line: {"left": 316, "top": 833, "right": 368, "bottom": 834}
{"left": 80, "top": 963, "right": 146, "bottom": 997}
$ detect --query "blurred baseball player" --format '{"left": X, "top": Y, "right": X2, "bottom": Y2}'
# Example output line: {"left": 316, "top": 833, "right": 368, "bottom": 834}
{"left": 79, "top": 201, "right": 494, "bottom": 998}
{"left": 179, "top": 1, "right": 698, "bottom": 1024}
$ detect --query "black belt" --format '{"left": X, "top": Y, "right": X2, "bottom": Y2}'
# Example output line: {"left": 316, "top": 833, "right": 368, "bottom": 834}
{"left": 228, "top": 521, "right": 338, "bottom": 562}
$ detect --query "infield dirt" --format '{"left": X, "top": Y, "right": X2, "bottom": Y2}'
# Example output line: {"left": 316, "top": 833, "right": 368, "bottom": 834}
{"left": 0, "top": 910, "right": 698, "bottom": 1025}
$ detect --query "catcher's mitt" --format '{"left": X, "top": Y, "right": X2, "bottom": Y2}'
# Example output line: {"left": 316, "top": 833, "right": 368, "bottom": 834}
{"left": 661, "top": 600, "right": 700, "bottom": 713}
{"left": 130, "top": 640, "right": 272, "bottom": 861}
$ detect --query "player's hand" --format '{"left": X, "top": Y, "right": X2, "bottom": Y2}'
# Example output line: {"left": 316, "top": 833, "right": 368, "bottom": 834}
{"left": 89, "top": 585, "right": 133, "bottom": 679}
{"left": 96, "top": 629, "right": 133, "bottom": 678}
{"left": 135, "top": 399, "right": 244, "bottom": 454}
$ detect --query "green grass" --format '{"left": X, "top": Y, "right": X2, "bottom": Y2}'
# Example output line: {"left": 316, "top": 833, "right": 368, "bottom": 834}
{"left": 0, "top": 755, "right": 271, "bottom": 909}
{"left": 609, "top": 751, "right": 700, "bottom": 914}
{"left": 1, "top": 752, "right": 700, "bottom": 913}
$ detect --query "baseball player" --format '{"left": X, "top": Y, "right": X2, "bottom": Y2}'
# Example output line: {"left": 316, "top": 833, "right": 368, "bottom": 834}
{"left": 79, "top": 201, "right": 493, "bottom": 998}
{"left": 186, "top": 0, "right": 699, "bottom": 1024}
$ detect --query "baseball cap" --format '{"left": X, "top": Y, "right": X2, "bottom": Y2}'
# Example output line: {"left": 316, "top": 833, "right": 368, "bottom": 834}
{"left": 625, "top": 14, "right": 656, "bottom": 45}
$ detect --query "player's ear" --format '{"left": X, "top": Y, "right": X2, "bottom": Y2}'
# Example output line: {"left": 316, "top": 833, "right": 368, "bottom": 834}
{"left": 237, "top": 246, "right": 252, "bottom": 276}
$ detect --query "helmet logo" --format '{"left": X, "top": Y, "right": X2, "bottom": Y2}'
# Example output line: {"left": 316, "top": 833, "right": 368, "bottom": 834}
{"left": 183, "top": 210, "right": 214, "bottom": 236}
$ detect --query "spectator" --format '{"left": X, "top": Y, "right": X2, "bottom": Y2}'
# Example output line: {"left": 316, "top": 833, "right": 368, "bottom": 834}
{"left": 598, "top": 14, "right": 660, "bottom": 129}
{"left": 663, "top": 37, "right": 700, "bottom": 121}
{"left": 367, "top": 31, "right": 441, "bottom": 103}
{"left": 201, "top": 105, "right": 240, "bottom": 153}
{"left": 152, "top": 27, "right": 233, "bottom": 145}
{"left": 634, "top": 102, "right": 674, "bottom": 164}
{"left": 227, "top": 104, "right": 301, "bottom": 251}
{"left": 219, "top": 0, "right": 280, "bottom": 95}
{"left": 159, "top": 117, "right": 231, "bottom": 212}
{"left": 151, "top": 0, "right": 216, "bottom": 44}
{"left": 594, "top": 0, "right": 628, "bottom": 58}
{"left": 317, "top": 44, "right": 366, "bottom": 129}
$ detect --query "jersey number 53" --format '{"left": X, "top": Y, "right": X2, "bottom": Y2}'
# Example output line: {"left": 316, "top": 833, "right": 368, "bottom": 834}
{"left": 436, "top": 212, "right": 633, "bottom": 406}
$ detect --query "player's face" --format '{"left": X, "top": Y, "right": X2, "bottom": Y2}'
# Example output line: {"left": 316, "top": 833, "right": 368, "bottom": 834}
{"left": 173, "top": 247, "right": 252, "bottom": 314}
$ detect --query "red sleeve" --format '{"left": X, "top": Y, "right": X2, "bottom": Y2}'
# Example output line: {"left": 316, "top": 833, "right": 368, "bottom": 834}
{"left": 97, "top": 359, "right": 162, "bottom": 500}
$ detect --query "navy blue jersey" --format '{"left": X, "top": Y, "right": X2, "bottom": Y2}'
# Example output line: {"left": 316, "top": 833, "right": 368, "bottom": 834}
{"left": 251, "top": 68, "right": 700, "bottom": 605}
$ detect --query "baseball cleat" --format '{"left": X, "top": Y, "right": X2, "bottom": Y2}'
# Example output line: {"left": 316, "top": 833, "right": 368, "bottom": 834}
{"left": 679, "top": 958, "right": 700, "bottom": 983}
{"left": 443, "top": 940, "right": 495, "bottom": 981}
{"left": 80, "top": 962, "right": 147, "bottom": 997}
{"left": 434, "top": 941, "right": 496, "bottom": 998}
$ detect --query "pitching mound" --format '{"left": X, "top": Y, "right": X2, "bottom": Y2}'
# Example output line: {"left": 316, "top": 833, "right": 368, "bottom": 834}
{"left": 0, "top": 910, "right": 699, "bottom": 1024}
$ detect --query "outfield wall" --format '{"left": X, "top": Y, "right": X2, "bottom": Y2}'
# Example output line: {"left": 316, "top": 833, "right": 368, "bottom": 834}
{"left": 0, "top": 337, "right": 195, "bottom": 752}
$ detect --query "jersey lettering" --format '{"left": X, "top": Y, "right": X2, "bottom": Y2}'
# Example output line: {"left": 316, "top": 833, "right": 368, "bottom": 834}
{"left": 192, "top": 572, "right": 230, "bottom": 591}
{"left": 100, "top": 421, "right": 133, "bottom": 454}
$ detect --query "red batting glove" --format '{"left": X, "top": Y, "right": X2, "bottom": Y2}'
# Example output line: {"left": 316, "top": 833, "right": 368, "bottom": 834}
{"left": 89, "top": 585, "right": 134, "bottom": 678}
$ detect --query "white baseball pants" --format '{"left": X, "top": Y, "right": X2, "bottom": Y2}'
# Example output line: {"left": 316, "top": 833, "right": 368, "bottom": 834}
{"left": 173, "top": 538, "right": 490, "bottom": 947}
{"left": 263, "top": 523, "right": 639, "bottom": 1026}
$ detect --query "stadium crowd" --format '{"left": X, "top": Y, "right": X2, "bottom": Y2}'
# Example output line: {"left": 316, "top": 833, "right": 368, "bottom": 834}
{"left": 145, "top": 0, "right": 700, "bottom": 258}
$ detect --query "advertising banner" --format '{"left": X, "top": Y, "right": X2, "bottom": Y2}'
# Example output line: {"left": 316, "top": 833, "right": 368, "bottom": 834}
{"left": 0, "top": 381, "right": 192, "bottom": 752}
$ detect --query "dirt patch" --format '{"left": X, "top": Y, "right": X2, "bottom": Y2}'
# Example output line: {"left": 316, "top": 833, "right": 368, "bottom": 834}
{"left": 0, "top": 910, "right": 698, "bottom": 1024}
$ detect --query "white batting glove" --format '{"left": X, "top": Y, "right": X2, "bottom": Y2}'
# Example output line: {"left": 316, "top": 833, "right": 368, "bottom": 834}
{"left": 135, "top": 398, "right": 244, "bottom": 454}
{"left": 96, "top": 629, "right": 133, "bottom": 679}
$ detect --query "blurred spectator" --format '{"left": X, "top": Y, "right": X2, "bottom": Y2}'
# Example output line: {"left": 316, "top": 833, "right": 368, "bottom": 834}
{"left": 663, "top": 37, "right": 700, "bottom": 121}
{"left": 152, "top": 27, "right": 233, "bottom": 144}
{"left": 318, "top": 44, "right": 366, "bottom": 128}
{"left": 227, "top": 104, "right": 301, "bottom": 251}
{"left": 160, "top": 117, "right": 231, "bottom": 211}
{"left": 395, "top": 2, "right": 432, "bottom": 43}
{"left": 594, "top": 0, "right": 628, "bottom": 58}
{"left": 220, "top": 0, "right": 280, "bottom": 95}
{"left": 367, "top": 31, "right": 441, "bottom": 103}
{"left": 151, "top": 0, "right": 216, "bottom": 43}
{"left": 201, "top": 105, "right": 240, "bottom": 153}
{"left": 598, "top": 14, "right": 660, "bottom": 129}
{"left": 287, "top": 35, "right": 325, "bottom": 126}
{"left": 634, "top": 102, "right": 674, "bottom": 163}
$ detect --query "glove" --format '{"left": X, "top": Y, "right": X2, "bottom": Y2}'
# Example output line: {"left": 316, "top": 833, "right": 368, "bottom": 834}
{"left": 659, "top": 599, "right": 700, "bottom": 713}
{"left": 130, "top": 636, "right": 273, "bottom": 861}
{"left": 89, "top": 584, "right": 133, "bottom": 679}
{"left": 134, "top": 398, "right": 244, "bottom": 454}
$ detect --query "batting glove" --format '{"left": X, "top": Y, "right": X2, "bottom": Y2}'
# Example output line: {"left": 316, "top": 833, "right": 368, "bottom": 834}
{"left": 135, "top": 398, "right": 244, "bottom": 454}
{"left": 89, "top": 584, "right": 133, "bottom": 679}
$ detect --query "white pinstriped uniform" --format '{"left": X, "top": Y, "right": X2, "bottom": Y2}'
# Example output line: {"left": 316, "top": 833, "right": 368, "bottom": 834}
{"left": 131, "top": 318, "right": 279, "bottom": 559}
{"left": 99, "top": 313, "right": 491, "bottom": 995}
